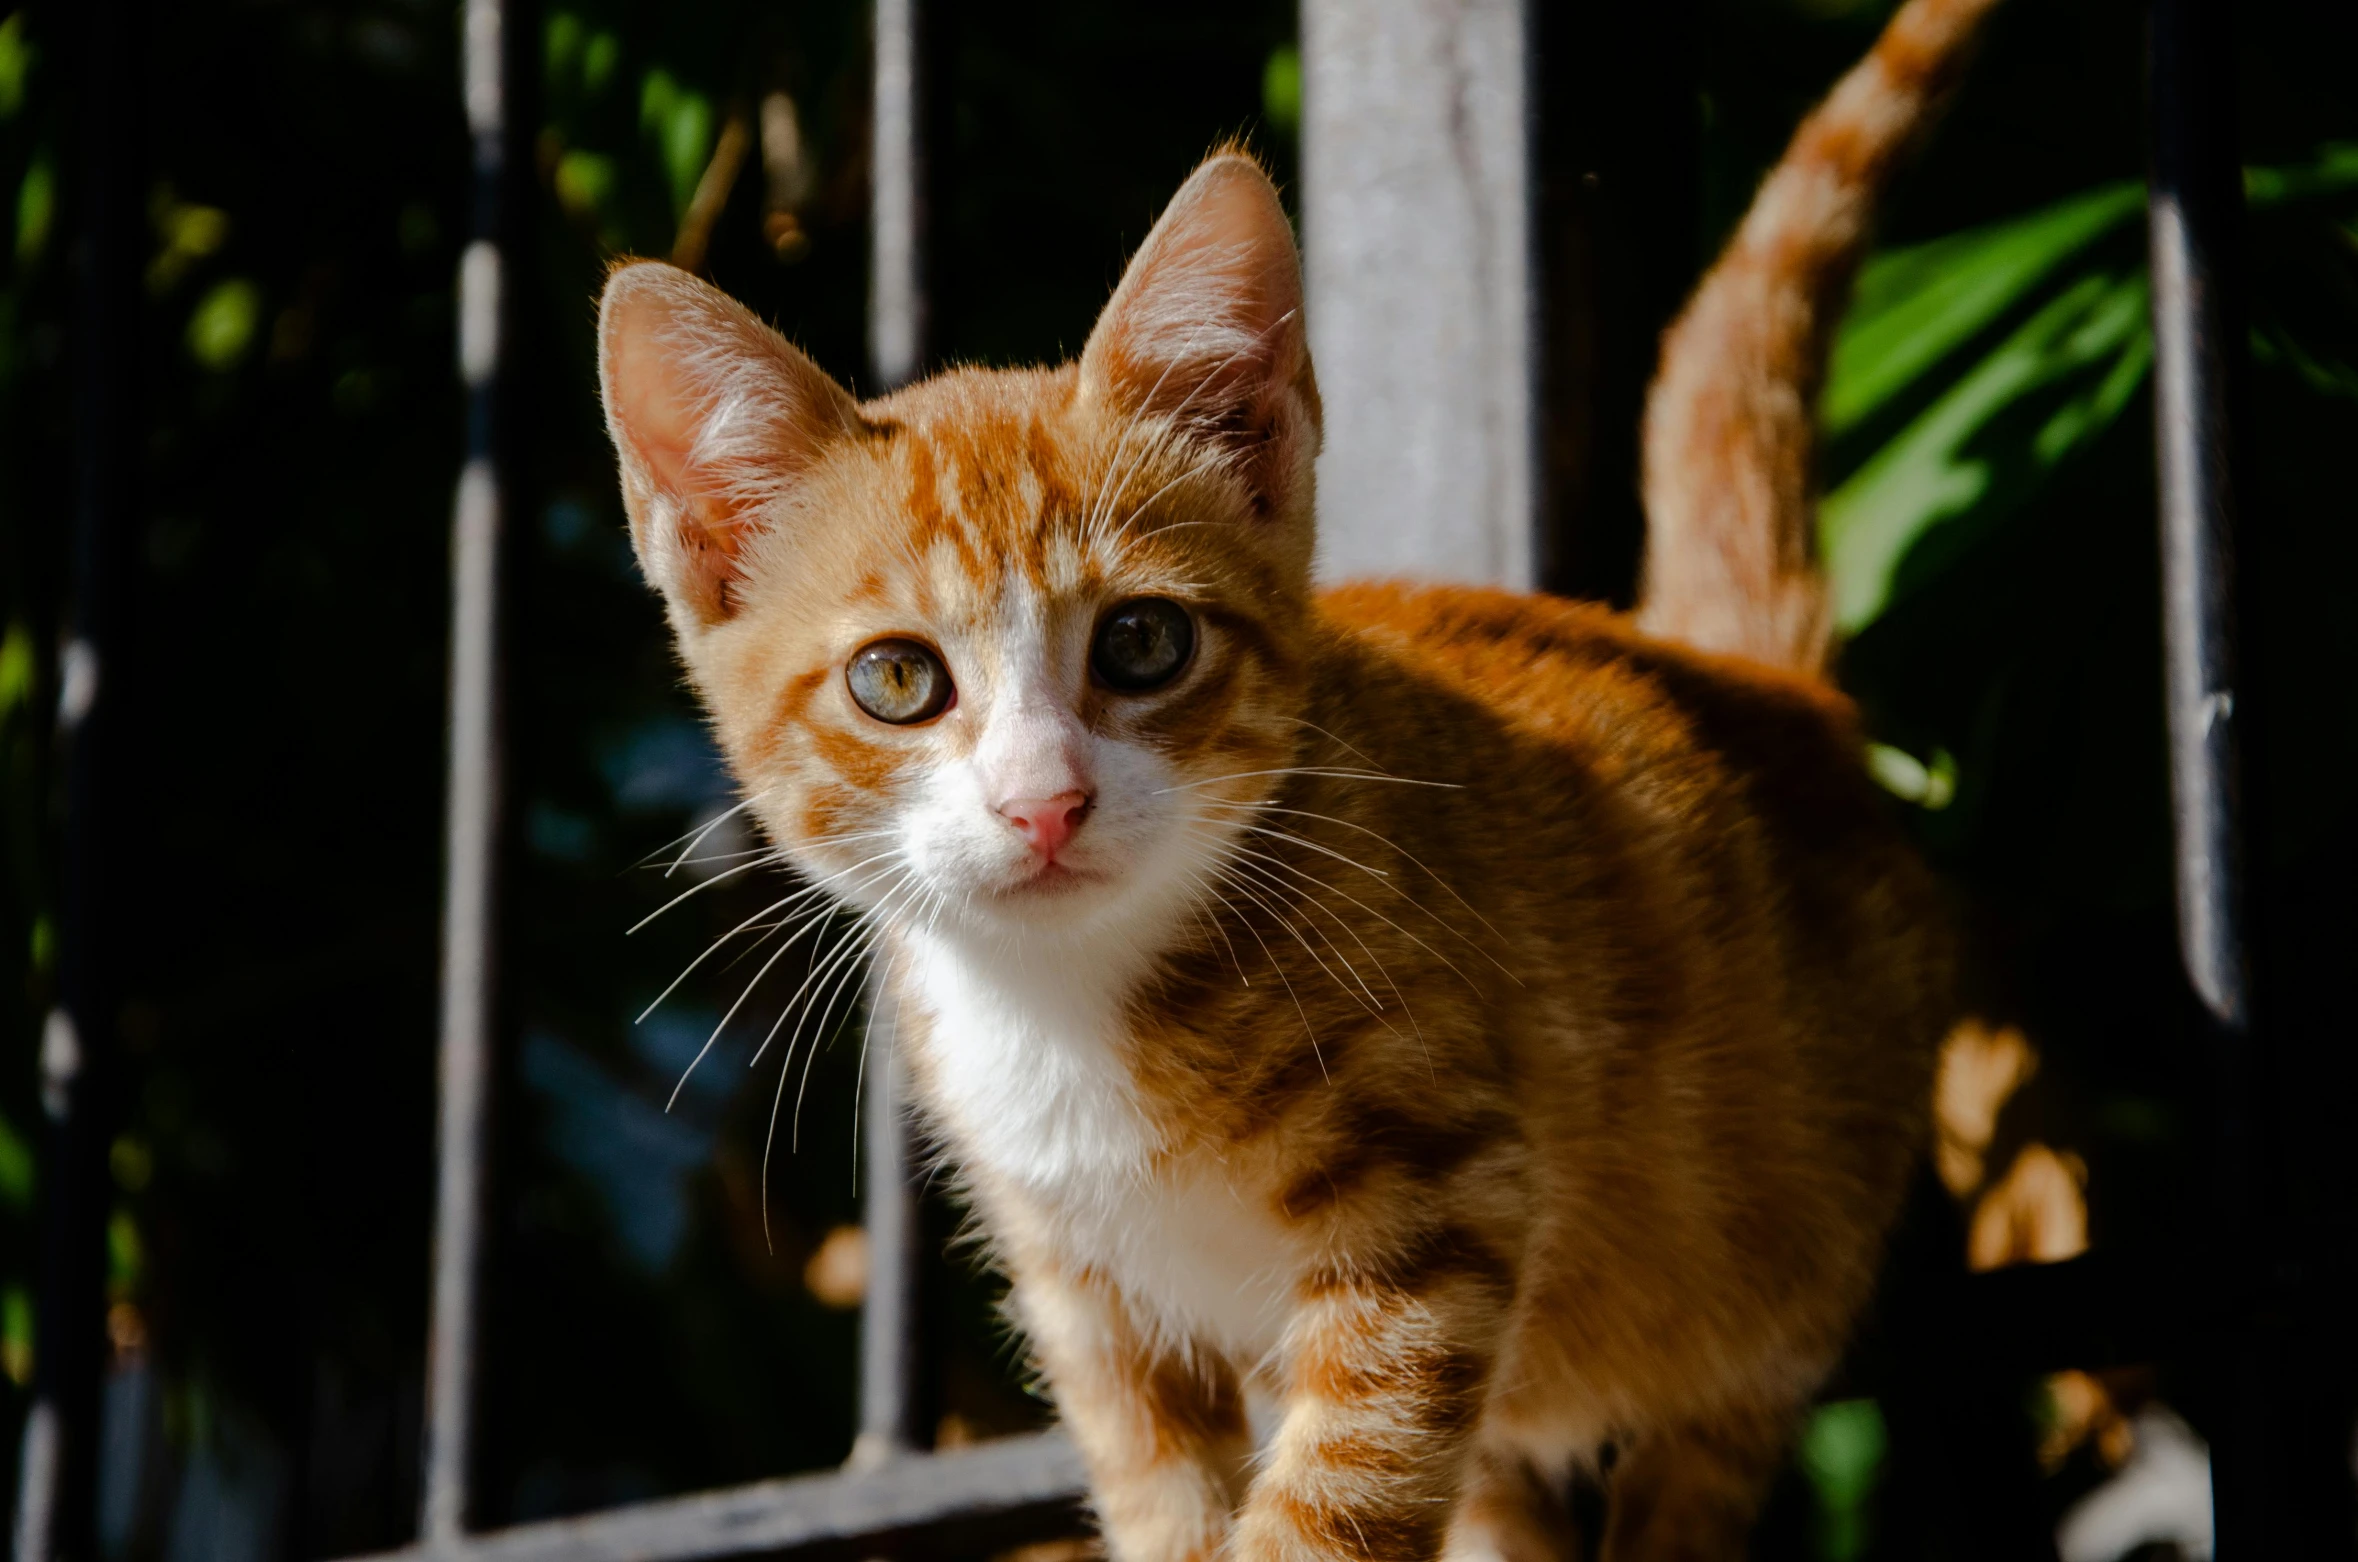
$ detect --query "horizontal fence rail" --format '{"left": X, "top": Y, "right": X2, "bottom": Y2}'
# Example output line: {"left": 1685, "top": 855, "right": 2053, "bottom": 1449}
{"left": 350, "top": 1433, "right": 1087, "bottom": 1562}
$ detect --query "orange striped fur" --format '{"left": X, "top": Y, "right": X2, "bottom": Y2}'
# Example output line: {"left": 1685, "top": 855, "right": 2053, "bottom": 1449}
{"left": 1639, "top": 0, "right": 2008, "bottom": 674}
{"left": 596, "top": 2, "right": 1996, "bottom": 1553}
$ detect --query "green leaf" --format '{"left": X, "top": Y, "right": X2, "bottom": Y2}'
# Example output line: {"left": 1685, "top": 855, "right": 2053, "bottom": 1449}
{"left": 1828, "top": 181, "right": 2144, "bottom": 437}
{"left": 638, "top": 68, "right": 713, "bottom": 222}
{"left": 1801, "top": 1399, "right": 1887, "bottom": 1562}
{"left": 15, "top": 153, "right": 54, "bottom": 269}
{"left": 0, "top": 12, "right": 31, "bottom": 120}
{"left": 0, "top": 619, "right": 32, "bottom": 714}
{"left": 2243, "top": 142, "right": 2358, "bottom": 205}
{"left": 1, "top": 1285, "right": 29, "bottom": 1386}
{"left": 187, "top": 277, "right": 262, "bottom": 370}
{"left": 661, "top": 93, "right": 713, "bottom": 223}
{"left": 1262, "top": 46, "right": 1302, "bottom": 137}
{"left": 0, "top": 1107, "right": 30, "bottom": 1209}
{"left": 1819, "top": 147, "right": 2358, "bottom": 638}
{"left": 555, "top": 149, "right": 617, "bottom": 222}
{"left": 544, "top": 10, "right": 582, "bottom": 84}
{"left": 1824, "top": 268, "right": 2149, "bottom": 633}
{"left": 582, "top": 31, "right": 619, "bottom": 95}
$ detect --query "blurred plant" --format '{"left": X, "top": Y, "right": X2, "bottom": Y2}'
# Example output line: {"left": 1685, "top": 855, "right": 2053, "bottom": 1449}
{"left": 1261, "top": 45, "right": 1301, "bottom": 138}
{"left": 185, "top": 276, "right": 260, "bottom": 370}
{"left": 0, "top": 12, "right": 29, "bottom": 119}
{"left": 1801, "top": 1398, "right": 1888, "bottom": 1561}
{"left": 1821, "top": 146, "right": 2358, "bottom": 637}
{"left": 639, "top": 68, "right": 714, "bottom": 227}
{"left": 13, "top": 152, "right": 49, "bottom": 269}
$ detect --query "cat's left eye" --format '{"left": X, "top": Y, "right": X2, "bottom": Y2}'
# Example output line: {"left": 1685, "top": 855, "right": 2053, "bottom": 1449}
{"left": 847, "top": 639, "right": 953, "bottom": 725}
{"left": 1092, "top": 598, "right": 1195, "bottom": 692}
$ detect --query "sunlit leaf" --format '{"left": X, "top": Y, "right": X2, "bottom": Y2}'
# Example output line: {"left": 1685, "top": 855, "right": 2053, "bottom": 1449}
{"left": 1820, "top": 148, "right": 2358, "bottom": 637}
{"left": 1802, "top": 1399, "right": 1888, "bottom": 1562}
{"left": 1866, "top": 741, "right": 1956, "bottom": 809}
{"left": 0, "top": 620, "right": 31, "bottom": 714}
{"left": 661, "top": 94, "right": 714, "bottom": 223}
{"left": 1825, "top": 269, "right": 2149, "bottom": 632}
{"left": 637, "top": 67, "right": 714, "bottom": 223}
{"left": 555, "top": 149, "right": 617, "bottom": 222}
{"left": 1262, "top": 46, "right": 1302, "bottom": 137}
{"left": 0, "top": 12, "right": 30, "bottom": 120}
{"left": 1827, "top": 181, "right": 2143, "bottom": 437}
{"left": 186, "top": 277, "right": 261, "bottom": 370}
{"left": 14, "top": 154, "right": 52, "bottom": 268}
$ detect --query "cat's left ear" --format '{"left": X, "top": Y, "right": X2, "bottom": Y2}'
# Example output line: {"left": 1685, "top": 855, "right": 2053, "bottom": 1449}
{"left": 1079, "top": 153, "right": 1321, "bottom": 518}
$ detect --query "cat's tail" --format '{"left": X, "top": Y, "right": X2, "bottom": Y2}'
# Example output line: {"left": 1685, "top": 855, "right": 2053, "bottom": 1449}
{"left": 1634, "top": 0, "right": 2006, "bottom": 676}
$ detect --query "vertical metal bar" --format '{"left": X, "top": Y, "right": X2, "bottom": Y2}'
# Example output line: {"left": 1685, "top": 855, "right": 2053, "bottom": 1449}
{"left": 2149, "top": 0, "right": 2250, "bottom": 1043}
{"left": 869, "top": 0, "right": 926, "bottom": 396}
{"left": 13, "top": 3, "right": 141, "bottom": 1559}
{"left": 851, "top": 0, "right": 929, "bottom": 1470}
{"left": 851, "top": 1018, "right": 926, "bottom": 1466}
{"left": 2147, "top": 0, "right": 2273, "bottom": 1549}
{"left": 420, "top": 0, "right": 518, "bottom": 1542}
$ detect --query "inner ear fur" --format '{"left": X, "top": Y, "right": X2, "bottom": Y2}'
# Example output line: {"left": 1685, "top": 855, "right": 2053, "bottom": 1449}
{"left": 598, "top": 261, "right": 858, "bottom": 625}
{"left": 1078, "top": 154, "right": 1321, "bottom": 515}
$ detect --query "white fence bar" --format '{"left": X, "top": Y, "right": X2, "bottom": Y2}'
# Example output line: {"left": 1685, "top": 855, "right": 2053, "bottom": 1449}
{"left": 421, "top": 0, "right": 515, "bottom": 1542}
{"left": 1302, "top": 0, "right": 1537, "bottom": 588}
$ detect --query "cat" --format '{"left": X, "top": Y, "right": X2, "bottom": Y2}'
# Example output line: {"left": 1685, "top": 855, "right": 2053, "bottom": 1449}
{"left": 593, "top": 0, "right": 2002, "bottom": 1553}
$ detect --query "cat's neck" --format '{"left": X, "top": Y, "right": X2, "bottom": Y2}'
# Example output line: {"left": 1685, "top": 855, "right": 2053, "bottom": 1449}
{"left": 889, "top": 913, "right": 1172, "bottom": 1201}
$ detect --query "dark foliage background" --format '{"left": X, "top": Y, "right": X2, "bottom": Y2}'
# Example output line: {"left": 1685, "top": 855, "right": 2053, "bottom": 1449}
{"left": 0, "top": 0, "right": 2351, "bottom": 1557}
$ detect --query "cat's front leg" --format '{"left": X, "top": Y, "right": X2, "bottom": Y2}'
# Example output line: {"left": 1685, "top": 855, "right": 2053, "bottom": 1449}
{"left": 1012, "top": 1258, "right": 1253, "bottom": 1562}
{"left": 1231, "top": 1233, "right": 1512, "bottom": 1562}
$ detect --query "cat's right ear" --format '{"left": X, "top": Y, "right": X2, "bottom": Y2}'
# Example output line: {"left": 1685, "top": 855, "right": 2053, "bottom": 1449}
{"left": 1078, "top": 154, "right": 1320, "bottom": 522}
{"left": 598, "top": 262, "right": 858, "bottom": 627}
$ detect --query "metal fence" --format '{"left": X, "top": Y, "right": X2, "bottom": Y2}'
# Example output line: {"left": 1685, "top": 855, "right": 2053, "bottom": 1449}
{"left": 18, "top": 0, "right": 2340, "bottom": 1557}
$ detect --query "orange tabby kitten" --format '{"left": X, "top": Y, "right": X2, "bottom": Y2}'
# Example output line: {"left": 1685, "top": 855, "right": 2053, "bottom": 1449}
{"left": 595, "top": 0, "right": 1998, "bottom": 1553}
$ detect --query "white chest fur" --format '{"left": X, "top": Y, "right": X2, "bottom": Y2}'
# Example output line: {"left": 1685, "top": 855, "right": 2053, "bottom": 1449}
{"left": 904, "top": 933, "right": 1298, "bottom": 1361}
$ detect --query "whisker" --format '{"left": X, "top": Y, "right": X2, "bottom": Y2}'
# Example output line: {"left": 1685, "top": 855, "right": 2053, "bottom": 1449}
{"left": 1209, "top": 870, "right": 1335, "bottom": 1081}
{"left": 1203, "top": 880, "right": 1323, "bottom": 1077}
{"left": 1221, "top": 856, "right": 1399, "bottom": 1035}
{"left": 1280, "top": 716, "right": 1384, "bottom": 771}
{"left": 792, "top": 925, "right": 884, "bottom": 1151}
{"left": 1228, "top": 837, "right": 1494, "bottom": 991}
{"left": 747, "top": 868, "right": 911, "bottom": 1071}
{"left": 1197, "top": 800, "right": 1516, "bottom": 956}
{"left": 626, "top": 850, "right": 786, "bottom": 935}
{"left": 1215, "top": 849, "right": 1432, "bottom": 1077}
{"left": 637, "top": 886, "right": 825, "bottom": 1026}
{"left": 1155, "top": 766, "right": 1461, "bottom": 796}
{"left": 629, "top": 788, "right": 774, "bottom": 874}
{"left": 666, "top": 856, "right": 904, "bottom": 1111}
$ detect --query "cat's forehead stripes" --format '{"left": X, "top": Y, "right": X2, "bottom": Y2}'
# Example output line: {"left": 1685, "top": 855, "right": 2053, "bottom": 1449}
{"left": 855, "top": 372, "right": 1229, "bottom": 623}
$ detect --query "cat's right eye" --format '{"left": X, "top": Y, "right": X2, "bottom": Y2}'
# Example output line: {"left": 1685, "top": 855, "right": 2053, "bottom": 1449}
{"left": 846, "top": 639, "right": 953, "bottom": 725}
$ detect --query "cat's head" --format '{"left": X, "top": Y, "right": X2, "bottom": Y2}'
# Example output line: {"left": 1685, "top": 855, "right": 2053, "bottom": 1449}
{"left": 598, "top": 154, "right": 1322, "bottom": 951}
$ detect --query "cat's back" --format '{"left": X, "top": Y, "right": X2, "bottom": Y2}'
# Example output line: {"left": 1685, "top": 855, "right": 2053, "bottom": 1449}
{"left": 1312, "top": 578, "right": 1880, "bottom": 844}
{"left": 1309, "top": 578, "right": 1948, "bottom": 1068}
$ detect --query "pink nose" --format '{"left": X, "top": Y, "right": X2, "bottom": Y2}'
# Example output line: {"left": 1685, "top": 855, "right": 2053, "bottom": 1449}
{"left": 997, "top": 790, "right": 1091, "bottom": 859}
